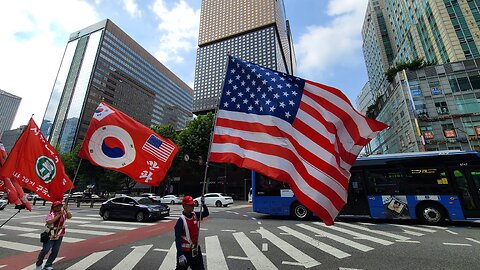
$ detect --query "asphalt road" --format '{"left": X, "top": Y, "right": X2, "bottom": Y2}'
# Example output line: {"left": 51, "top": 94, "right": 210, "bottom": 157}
{"left": 0, "top": 202, "right": 479, "bottom": 270}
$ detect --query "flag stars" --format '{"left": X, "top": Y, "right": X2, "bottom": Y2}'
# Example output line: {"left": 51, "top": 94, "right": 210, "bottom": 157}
{"left": 254, "top": 99, "right": 260, "bottom": 105}
{"left": 233, "top": 85, "right": 238, "bottom": 90}
{"left": 292, "top": 91, "right": 298, "bottom": 96}
{"left": 283, "top": 92, "right": 289, "bottom": 97}
{"left": 223, "top": 102, "right": 229, "bottom": 107}
{"left": 236, "top": 104, "right": 241, "bottom": 109}
{"left": 238, "top": 92, "right": 243, "bottom": 97}
{"left": 251, "top": 80, "right": 256, "bottom": 86}
{"left": 250, "top": 93, "right": 255, "bottom": 98}
{"left": 231, "top": 97, "right": 237, "bottom": 102}
{"left": 269, "top": 106, "right": 276, "bottom": 112}
{"left": 248, "top": 105, "right": 253, "bottom": 111}
{"left": 257, "top": 87, "right": 262, "bottom": 92}
{"left": 256, "top": 74, "right": 262, "bottom": 78}
{"left": 285, "top": 112, "right": 291, "bottom": 118}
{"left": 271, "top": 77, "right": 277, "bottom": 82}
{"left": 259, "top": 107, "right": 264, "bottom": 111}
{"left": 251, "top": 68, "right": 256, "bottom": 73}
{"left": 241, "top": 81, "right": 246, "bottom": 86}
{"left": 246, "top": 75, "right": 250, "bottom": 79}
{"left": 226, "top": 90, "right": 231, "bottom": 96}
{"left": 279, "top": 102, "right": 286, "bottom": 108}
{"left": 262, "top": 80, "right": 267, "bottom": 85}
{"left": 265, "top": 99, "right": 272, "bottom": 105}
{"left": 228, "top": 79, "right": 233, "bottom": 84}
{"left": 243, "top": 99, "right": 248, "bottom": 104}
{"left": 273, "top": 93, "right": 280, "bottom": 99}
{"left": 286, "top": 83, "right": 291, "bottom": 88}
{"left": 245, "top": 87, "right": 250, "bottom": 92}
{"left": 280, "top": 77, "right": 285, "bottom": 81}
{"left": 277, "top": 84, "right": 283, "bottom": 89}
{"left": 230, "top": 69, "right": 236, "bottom": 74}
{"left": 289, "top": 100, "right": 295, "bottom": 106}
{"left": 268, "top": 86, "right": 273, "bottom": 92}
{"left": 266, "top": 72, "right": 271, "bottom": 76}
{"left": 261, "top": 93, "right": 267, "bottom": 99}
{"left": 236, "top": 75, "right": 241, "bottom": 80}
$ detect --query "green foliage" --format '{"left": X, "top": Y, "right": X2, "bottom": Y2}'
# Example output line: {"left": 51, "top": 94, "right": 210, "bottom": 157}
{"left": 150, "top": 124, "right": 178, "bottom": 142}
{"left": 385, "top": 57, "right": 435, "bottom": 82}
{"left": 177, "top": 112, "right": 214, "bottom": 160}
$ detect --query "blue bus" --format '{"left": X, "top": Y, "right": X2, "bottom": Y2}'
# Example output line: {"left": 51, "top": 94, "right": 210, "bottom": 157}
{"left": 252, "top": 150, "right": 480, "bottom": 225}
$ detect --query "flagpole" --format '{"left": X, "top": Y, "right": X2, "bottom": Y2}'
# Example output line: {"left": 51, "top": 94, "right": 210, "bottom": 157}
{"left": 197, "top": 55, "right": 232, "bottom": 230}
{"left": 64, "top": 158, "right": 83, "bottom": 208}
{"left": 0, "top": 208, "right": 22, "bottom": 228}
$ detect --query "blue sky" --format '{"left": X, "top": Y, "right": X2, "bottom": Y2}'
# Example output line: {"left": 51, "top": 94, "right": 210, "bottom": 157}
{"left": 0, "top": 0, "right": 369, "bottom": 129}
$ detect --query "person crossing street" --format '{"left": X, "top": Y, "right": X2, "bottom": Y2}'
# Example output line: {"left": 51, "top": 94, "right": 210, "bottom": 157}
{"left": 175, "top": 195, "right": 209, "bottom": 270}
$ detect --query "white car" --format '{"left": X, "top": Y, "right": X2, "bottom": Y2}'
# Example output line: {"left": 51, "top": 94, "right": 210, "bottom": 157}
{"left": 139, "top": 193, "right": 161, "bottom": 201}
{"left": 194, "top": 193, "right": 234, "bottom": 207}
{"left": 160, "top": 195, "right": 183, "bottom": 205}
{"left": 0, "top": 197, "right": 8, "bottom": 210}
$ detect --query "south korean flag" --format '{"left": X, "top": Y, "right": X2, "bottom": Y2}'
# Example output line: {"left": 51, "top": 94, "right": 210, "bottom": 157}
{"left": 93, "top": 103, "right": 115, "bottom": 121}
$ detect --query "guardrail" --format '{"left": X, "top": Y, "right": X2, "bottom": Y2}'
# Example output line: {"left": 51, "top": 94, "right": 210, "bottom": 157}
{"left": 32, "top": 197, "right": 108, "bottom": 208}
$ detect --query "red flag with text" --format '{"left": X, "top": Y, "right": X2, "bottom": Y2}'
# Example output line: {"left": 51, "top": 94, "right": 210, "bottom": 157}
{"left": 79, "top": 103, "right": 179, "bottom": 186}
{"left": 209, "top": 56, "right": 388, "bottom": 225}
{"left": 0, "top": 119, "right": 73, "bottom": 202}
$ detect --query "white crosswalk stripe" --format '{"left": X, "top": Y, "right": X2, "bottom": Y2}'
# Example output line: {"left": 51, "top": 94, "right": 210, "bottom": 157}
{"left": 232, "top": 232, "right": 277, "bottom": 269}
{"left": 112, "top": 244, "right": 152, "bottom": 270}
{"left": 0, "top": 225, "right": 39, "bottom": 232}
{"left": 79, "top": 224, "right": 139, "bottom": 230}
{"left": 101, "top": 220, "right": 152, "bottom": 226}
{"left": 67, "top": 228, "right": 113, "bottom": 236}
{"left": 278, "top": 226, "right": 350, "bottom": 259}
{"left": 18, "top": 233, "right": 85, "bottom": 243}
{"left": 316, "top": 222, "right": 393, "bottom": 246}
{"left": 205, "top": 235, "right": 229, "bottom": 270}
{"left": 256, "top": 227, "right": 320, "bottom": 268}
{"left": 0, "top": 239, "right": 40, "bottom": 252}
{"left": 158, "top": 242, "right": 177, "bottom": 270}
{"left": 390, "top": 224, "right": 436, "bottom": 233}
{"left": 21, "top": 257, "right": 64, "bottom": 270}
{"left": 66, "top": 250, "right": 113, "bottom": 270}
{"left": 336, "top": 222, "right": 410, "bottom": 241}
{"left": 297, "top": 224, "right": 374, "bottom": 252}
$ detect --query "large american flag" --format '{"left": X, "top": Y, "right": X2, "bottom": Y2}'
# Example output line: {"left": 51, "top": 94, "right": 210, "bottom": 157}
{"left": 209, "top": 56, "right": 388, "bottom": 225}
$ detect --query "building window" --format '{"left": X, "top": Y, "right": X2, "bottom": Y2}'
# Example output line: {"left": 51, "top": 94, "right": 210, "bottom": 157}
{"left": 435, "top": 101, "right": 449, "bottom": 115}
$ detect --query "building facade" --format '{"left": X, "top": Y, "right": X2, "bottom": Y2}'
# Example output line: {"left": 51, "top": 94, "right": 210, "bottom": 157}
{"left": 0, "top": 125, "right": 25, "bottom": 153}
{"left": 0, "top": 89, "right": 21, "bottom": 137}
{"left": 368, "top": 59, "right": 480, "bottom": 154}
{"left": 41, "top": 19, "right": 193, "bottom": 152}
{"left": 193, "top": 0, "right": 296, "bottom": 113}
{"left": 361, "top": 0, "right": 480, "bottom": 154}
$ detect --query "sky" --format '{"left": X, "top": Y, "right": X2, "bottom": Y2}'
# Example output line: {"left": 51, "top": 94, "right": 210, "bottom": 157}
{"left": 0, "top": 0, "right": 369, "bottom": 130}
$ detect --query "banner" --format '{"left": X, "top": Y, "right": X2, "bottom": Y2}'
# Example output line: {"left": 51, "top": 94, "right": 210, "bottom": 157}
{"left": 79, "top": 103, "right": 179, "bottom": 186}
{"left": 0, "top": 119, "right": 73, "bottom": 201}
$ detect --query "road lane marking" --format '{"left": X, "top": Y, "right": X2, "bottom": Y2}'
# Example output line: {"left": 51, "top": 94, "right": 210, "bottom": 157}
{"left": 67, "top": 228, "right": 113, "bottom": 236}
{"left": 221, "top": 230, "right": 237, "bottom": 232}
{"left": 466, "top": 238, "right": 480, "bottom": 244}
{"left": 233, "top": 232, "right": 278, "bottom": 269}
{"left": 0, "top": 240, "right": 40, "bottom": 252}
{"left": 443, "top": 243, "right": 471, "bottom": 246}
{"left": 112, "top": 244, "right": 152, "bottom": 270}
{"left": 21, "top": 257, "right": 64, "bottom": 270}
{"left": 18, "top": 233, "right": 84, "bottom": 243}
{"left": 395, "top": 240, "right": 420, "bottom": 243}
{"left": 262, "top": 243, "right": 268, "bottom": 251}
{"left": 445, "top": 230, "right": 458, "bottom": 235}
{"left": 297, "top": 224, "right": 373, "bottom": 252}
{"left": 205, "top": 235, "right": 229, "bottom": 270}
{"left": 158, "top": 242, "right": 177, "bottom": 270}
{"left": 399, "top": 230, "right": 424, "bottom": 237}
{"left": 420, "top": 225, "right": 447, "bottom": 230}
{"left": 101, "top": 220, "right": 152, "bottom": 226}
{"left": 79, "top": 224, "right": 138, "bottom": 230}
{"left": 69, "top": 216, "right": 101, "bottom": 221}
{"left": 257, "top": 227, "right": 320, "bottom": 268}
{"left": 279, "top": 226, "right": 350, "bottom": 259}
{"left": 0, "top": 225, "right": 39, "bottom": 232}
{"left": 66, "top": 250, "right": 112, "bottom": 270}
{"left": 336, "top": 222, "right": 410, "bottom": 241}
{"left": 315, "top": 222, "right": 393, "bottom": 246}
{"left": 390, "top": 224, "right": 436, "bottom": 233}
{"left": 227, "top": 256, "right": 250, "bottom": 261}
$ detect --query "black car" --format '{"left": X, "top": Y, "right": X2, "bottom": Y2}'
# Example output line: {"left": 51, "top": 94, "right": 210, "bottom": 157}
{"left": 99, "top": 196, "right": 170, "bottom": 222}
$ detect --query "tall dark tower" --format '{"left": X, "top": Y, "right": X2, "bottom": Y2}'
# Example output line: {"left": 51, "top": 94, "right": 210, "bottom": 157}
{"left": 41, "top": 19, "right": 193, "bottom": 152}
{"left": 193, "top": 0, "right": 296, "bottom": 114}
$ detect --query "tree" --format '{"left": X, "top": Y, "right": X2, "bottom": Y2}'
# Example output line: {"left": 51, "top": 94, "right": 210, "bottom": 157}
{"left": 177, "top": 113, "right": 214, "bottom": 160}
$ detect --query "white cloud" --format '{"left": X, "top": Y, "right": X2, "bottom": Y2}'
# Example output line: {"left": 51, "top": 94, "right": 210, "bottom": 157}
{"left": 0, "top": 1, "right": 99, "bottom": 128}
{"left": 122, "top": 0, "right": 142, "bottom": 18}
{"left": 294, "top": 0, "right": 368, "bottom": 79}
{"left": 150, "top": 0, "right": 200, "bottom": 64}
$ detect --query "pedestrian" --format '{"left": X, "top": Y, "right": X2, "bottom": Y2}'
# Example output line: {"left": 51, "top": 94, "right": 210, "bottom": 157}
{"left": 175, "top": 195, "right": 209, "bottom": 270}
{"left": 35, "top": 201, "right": 72, "bottom": 270}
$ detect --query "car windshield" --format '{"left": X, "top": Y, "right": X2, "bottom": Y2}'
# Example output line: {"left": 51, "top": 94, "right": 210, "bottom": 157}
{"left": 137, "top": 197, "right": 156, "bottom": 205}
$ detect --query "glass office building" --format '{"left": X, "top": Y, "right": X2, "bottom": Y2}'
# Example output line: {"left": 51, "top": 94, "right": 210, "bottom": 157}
{"left": 193, "top": 0, "right": 296, "bottom": 113}
{"left": 0, "top": 89, "right": 21, "bottom": 137}
{"left": 41, "top": 19, "right": 193, "bottom": 152}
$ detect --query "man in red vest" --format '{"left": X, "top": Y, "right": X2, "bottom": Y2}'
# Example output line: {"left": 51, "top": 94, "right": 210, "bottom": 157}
{"left": 175, "top": 195, "right": 209, "bottom": 269}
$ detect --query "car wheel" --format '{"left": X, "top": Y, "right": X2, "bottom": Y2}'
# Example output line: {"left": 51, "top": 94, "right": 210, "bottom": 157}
{"left": 170, "top": 200, "right": 175, "bottom": 205}
{"left": 291, "top": 202, "right": 311, "bottom": 220}
{"left": 135, "top": 211, "right": 145, "bottom": 222}
{"left": 417, "top": 203, "right": 445, "bottom": 225}
{"left": 102, "top": 210, "right": 110, "bottom": 220}
{"left": 215, "top": 200, "right": 222, "bottom": 207}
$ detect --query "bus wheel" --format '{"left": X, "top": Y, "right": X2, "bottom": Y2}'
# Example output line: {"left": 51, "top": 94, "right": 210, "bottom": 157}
{"left": 417, "top": 204, "right": 445, "bottom": 225}
{"left": 291, "top": 202, "right": 311, "bottom": 220}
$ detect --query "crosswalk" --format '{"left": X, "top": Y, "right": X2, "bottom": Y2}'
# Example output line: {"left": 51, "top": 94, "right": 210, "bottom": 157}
{"left": 34, "top": 221, "right": 464, "bottom": 270}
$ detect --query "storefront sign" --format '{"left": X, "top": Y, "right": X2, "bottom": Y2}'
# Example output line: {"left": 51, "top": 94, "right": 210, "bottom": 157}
{"left": 424, "top": 131, "right": 434, "bottom": 139}
{"left": 443, "top": 129, "right": 457, "bottom": 138}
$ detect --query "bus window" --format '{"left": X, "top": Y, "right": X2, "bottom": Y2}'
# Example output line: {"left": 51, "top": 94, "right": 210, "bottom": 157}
{"left": 366, "top": 169, "right": 403, "bottom": 195}
{"left": 255, "top": 173, "right": 289, "bottom": 196}
{"left": 403, "top": 168, "right": 452, "bottom": 194}
{"left": 452, "top": 169, "right": 476, "bottom": 210}
{"left": 471, "top": 168, "right": 480, "bottom": 199}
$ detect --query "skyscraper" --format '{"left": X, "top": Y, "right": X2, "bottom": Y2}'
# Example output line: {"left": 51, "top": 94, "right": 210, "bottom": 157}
{"left": 0, "top": 89, "right": 21, "bottom": 137}
{"left": 193, "top": 0, "right": 296, "bottom": 114}
{"left": 361, "top": 1, "right": 480, "bottom": 154}
{"left": 41, "top": 19, "right": 193, "bottom": 152}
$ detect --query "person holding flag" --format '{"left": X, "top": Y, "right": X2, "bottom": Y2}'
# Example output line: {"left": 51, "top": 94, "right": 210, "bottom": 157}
{"left": 35, "top": 200, "right": 72, "bottom": 270}
{"left": 174, "top": 195, "right": 209, "bottom": 270}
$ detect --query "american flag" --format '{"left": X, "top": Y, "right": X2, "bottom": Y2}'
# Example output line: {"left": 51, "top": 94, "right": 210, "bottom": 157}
{"left": 209, "top": 56, "right": 388, "bottom": 225}
{"left": 142, "top": 135, "right": 175, "bottom": 162}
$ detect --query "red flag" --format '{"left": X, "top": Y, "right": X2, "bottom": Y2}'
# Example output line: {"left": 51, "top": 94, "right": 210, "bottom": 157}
{"left": 0, "top": 141, "right": 7, "bottom": 166}
{"left": 209, "top": 56, "right": 388, "bottom": 225}
{"left": 79, "top": 103, "right": 179, "bottom": 186}
{"left": 0, "top": 119, "right": 73, "bottom": 202}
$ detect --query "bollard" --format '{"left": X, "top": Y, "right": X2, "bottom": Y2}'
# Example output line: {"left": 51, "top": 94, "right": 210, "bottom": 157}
{"left": 43, "top": 200, "right": 46, "bottom": 206}
{"left": 33, "top": 197, "right": 36, "bottom": 206}
{"left": 76, "top": 199, "right": 80, "bottom": 207}
{"left": 90, "top": 199, "right": 94, "bottom": 208}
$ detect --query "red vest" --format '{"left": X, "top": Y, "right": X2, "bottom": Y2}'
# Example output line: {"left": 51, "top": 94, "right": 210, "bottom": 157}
{"left": 180, "top": 214, "right": 199, "bottom": 251}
